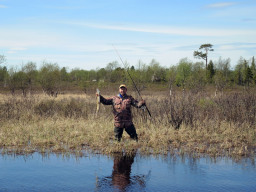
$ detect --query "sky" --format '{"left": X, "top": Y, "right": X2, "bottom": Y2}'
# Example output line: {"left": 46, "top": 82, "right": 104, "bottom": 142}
{"left": 0, "top": 0, "right": 256, "bottom": 70}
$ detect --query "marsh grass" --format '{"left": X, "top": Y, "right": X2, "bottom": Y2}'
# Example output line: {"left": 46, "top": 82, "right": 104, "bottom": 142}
{"left": 0, "top": 91, "right": 255, "bottom": 158}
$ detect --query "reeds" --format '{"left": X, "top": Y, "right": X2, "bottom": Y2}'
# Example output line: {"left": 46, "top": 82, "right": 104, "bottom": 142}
{"left": 0, "top": 90, "right": 255, "bottom": 158}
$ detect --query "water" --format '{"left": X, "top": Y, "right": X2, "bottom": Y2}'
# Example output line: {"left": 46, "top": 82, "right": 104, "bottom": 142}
{"left": 0, "top": 152, "right": 255, "bottom": 192}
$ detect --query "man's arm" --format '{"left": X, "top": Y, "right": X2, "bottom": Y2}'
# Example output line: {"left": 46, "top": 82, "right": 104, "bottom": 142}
{"left": 100, "top": 95, "right": 113, "bottom": 105}
{"left": 131, "top": 97, "right": 145, "bottom": 108}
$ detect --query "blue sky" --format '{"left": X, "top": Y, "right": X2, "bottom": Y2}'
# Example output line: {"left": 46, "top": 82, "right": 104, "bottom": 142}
{"left": 0, "top": 0, "right": 256, "bottom": 70}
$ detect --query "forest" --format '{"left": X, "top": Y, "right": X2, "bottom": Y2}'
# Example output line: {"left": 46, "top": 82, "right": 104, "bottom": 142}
{"left": 0, "top": 53, "right": 255, "bottom": 96}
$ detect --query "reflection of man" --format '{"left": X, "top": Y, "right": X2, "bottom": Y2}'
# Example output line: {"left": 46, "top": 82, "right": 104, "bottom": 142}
{"left": 111, "top": 153, "right": 135, "bottom": 191}
{"left": 95, "top": 153, "right": 148, "bottom": 191}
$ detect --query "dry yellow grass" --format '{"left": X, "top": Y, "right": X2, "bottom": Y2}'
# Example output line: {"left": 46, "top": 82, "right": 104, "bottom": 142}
{"left": 0, "top": 92, "right": 255, "bottom": 158}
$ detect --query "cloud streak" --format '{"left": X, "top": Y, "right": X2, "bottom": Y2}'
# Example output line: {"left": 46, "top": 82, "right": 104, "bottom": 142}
{"left": 65, "top": 21, "right": 256, "bottom": 37}
{"left": 217, "top": 43, "right": 256, "bottom": 50}
{"left": 0, "top": 4, "right": 7, "bottom": 8}
{"left": 206, "top": 2, "right": 236, "bottom": 8}
{"left": 242, "top": 18, "right": 256, "bottom": 22}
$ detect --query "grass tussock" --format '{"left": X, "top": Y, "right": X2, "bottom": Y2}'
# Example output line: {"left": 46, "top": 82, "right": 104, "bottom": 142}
{"left": 0, "top": 91, "right": 256, "bottom": 158}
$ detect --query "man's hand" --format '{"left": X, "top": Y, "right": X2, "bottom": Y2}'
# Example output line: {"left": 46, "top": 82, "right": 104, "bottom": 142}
{"left": 140, "top": 99, "right": 146, "bottom": 106}
{"left": 96, "top": 88, "right": 100, "bottom": 97}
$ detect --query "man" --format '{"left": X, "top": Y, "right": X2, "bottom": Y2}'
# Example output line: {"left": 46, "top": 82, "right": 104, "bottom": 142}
{"left": 96, "top": 84, "right": 145, "bottom": 141}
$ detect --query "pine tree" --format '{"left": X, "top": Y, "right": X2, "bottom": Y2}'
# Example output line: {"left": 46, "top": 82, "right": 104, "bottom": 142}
{"left": 251, "top": 56, "right": 256, "bottom": 84}
{"left": 193, "top": 44, "right": 214, "bottom": 69}
{"left": 245, "top": 66, "right": 253, "bottom": 86}
{"left": 206, "top": 60, "right": 215, "bottom": 83}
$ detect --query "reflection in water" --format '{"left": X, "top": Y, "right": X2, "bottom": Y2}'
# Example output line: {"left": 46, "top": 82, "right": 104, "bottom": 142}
{"left": 1, "top": 152, "right": 255, "bottom": 191}
{"left": 96, "top": 152, "right": 150, "bottom": 192}
{"left": 112, "top": 153, "right": 135, "bottom": 190}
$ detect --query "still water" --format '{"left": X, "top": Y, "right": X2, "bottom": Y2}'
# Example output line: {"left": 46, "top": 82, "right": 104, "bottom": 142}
{"left": 0, "top": 152, "right": 256, "bottom": 192}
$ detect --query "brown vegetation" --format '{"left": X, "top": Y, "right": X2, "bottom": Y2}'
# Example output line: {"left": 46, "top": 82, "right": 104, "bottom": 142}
{"left": 0, "top": 89, "right": 255, "bottom": 158}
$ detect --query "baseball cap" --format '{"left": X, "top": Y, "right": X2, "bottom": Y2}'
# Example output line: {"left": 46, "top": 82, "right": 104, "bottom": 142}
{"left": 119, "top": 84, "right": 127, "bottom": 88}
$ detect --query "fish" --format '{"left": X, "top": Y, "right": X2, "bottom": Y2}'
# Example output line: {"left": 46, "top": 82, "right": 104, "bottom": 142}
{"left": 96, "top": 88, "right": 100, "bottom": 115}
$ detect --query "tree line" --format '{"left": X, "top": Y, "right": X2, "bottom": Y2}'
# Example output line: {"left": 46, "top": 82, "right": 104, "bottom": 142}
{"left": 0, "top": 49, "right": 255, "bottom": 96}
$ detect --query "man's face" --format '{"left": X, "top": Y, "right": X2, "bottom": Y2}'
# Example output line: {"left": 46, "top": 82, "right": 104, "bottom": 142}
{"left": 119, "top": 87, "right": 127, "bottom": 96}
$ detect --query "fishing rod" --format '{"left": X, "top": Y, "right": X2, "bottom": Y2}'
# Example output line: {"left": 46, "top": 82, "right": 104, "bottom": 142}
{"left": 112, "top": 45, "right": 152, "bottom": 117}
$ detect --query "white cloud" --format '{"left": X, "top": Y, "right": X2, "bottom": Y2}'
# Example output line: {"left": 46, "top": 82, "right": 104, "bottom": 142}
{"left": 218, "top": 45, "right": 237, "bottom": 50}
{"left": 65, "top": 21, "right": 256, "bottom": 37}
{"left": 1, "top": 20, "right": 255, "bottom": 69}
{"left": 0, "top": 29, "right": 64, "bottom": 50}
{"left": 7, "top": 47, "right": 27, "bottom": 54}
{"left": 206, "top": 2, "right": 236, "bottom": 8}
{"left": 218, "top": 43, "right": 256, "bottom": 50}
{"left": 242, "top": 18, "right": 256, "bottom": 22}
{"left": 0, "top": 4, "right": 7, "bottom": 8}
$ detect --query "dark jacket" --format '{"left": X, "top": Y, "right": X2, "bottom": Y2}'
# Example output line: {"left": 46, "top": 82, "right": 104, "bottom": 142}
{"left": 100, "top": 94, "right": 143, "bottom": 127}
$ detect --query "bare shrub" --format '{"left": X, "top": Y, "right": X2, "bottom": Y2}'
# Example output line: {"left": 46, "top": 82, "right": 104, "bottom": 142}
{"left": 0, "top": 97, "right": 35, "bottom": 119}
{"left": 138, "top": 91, "right": 256, "bottom": 130}
{"left": 167, "top": 93, "right": 198, "bottom": 129}
{"left": 138, "top": 92, "right": 198, "bottom": 129}
{"left": 213, "top": 92, "right": 256, "bottom": 126}
{"left": 34, "top": 98, "right": 96, "bottom": 119}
